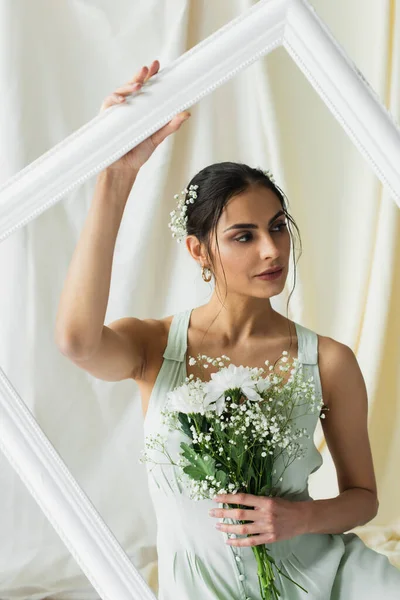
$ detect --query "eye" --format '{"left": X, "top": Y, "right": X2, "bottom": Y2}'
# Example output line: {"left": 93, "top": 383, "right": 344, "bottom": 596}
{"left": 233, "top": 222, "right": 287, "bottom": 243}
{"left": 271, "top": 221, "right": 287, "bottom": 233}
{"left": 234, "top": 232, "right": 253, "bottom": 243}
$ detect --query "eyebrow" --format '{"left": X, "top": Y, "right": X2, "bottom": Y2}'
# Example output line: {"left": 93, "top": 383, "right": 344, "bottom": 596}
{"left": 223, "top": 210, "right": 286, "bottom": 232}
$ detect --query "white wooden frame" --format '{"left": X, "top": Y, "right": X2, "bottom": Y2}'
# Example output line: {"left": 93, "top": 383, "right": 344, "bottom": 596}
{"left": 0, "top": 1, "right": 399, "bottom": 598}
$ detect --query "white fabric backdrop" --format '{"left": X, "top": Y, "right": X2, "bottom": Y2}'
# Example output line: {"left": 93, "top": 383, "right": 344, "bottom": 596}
{"left": 0, "top": 1, "right": 399, "bottom": 598}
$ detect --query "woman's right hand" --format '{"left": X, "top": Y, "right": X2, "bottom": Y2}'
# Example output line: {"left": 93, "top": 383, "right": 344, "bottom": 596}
{"left": 99, "top": 59, "right": 191, "bottom": 175}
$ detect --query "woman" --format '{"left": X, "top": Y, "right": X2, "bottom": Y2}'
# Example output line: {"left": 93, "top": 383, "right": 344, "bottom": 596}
{"left": 55, "top": 60, "right": 400, "bottom": 599}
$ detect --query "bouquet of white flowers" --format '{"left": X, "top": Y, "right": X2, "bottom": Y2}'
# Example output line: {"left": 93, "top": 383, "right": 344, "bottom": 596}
{"left": 140, "top": 350, "right": 325, "bottom": 599}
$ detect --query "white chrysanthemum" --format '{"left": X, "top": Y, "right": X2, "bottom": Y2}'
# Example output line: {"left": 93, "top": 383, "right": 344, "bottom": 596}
{"left": 203, "top": 364, "right": 262, "bottom": 414}
{"left": 166, "top": 379, "right": 219, "bottom": 415}
{"left": 166, "top": 386, "right": 204, "bottom": 414}
{"left": 255, "top": 377, "right": 273, "bottom": 394}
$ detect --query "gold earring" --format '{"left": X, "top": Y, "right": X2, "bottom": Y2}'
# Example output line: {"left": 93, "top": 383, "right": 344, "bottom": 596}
{"left": 201, "top": 266, "right": 212, "bottom": 282}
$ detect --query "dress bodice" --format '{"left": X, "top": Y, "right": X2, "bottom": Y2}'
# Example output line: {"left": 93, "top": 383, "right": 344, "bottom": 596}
{"left": 141, "top": 309, "right": 400, "bottom": 599}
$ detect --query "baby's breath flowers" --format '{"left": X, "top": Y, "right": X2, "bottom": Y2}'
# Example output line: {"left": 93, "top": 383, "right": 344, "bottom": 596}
{"left": 167, "top": 168, "right": 277, "bottom": 245}
{"left": 258, "top": 167, "right": 276, "bottom": 185}
{"left": 140, "top": 351, "right": 325, "bottom": 498}
{"left": 168, "top": 184, "right": 198, "bottom": 243}
{"left": 139, "top": 350, "right": 326, "bottom": 599}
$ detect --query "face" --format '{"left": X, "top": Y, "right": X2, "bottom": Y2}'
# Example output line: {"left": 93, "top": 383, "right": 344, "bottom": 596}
{"left": 202, "top": 185, "right": 291, "bottom": 298}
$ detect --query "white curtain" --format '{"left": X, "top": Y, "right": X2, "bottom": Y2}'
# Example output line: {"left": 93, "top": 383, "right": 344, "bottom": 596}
{"left": 0, "top": 1, "right": 399, "bottom": 598}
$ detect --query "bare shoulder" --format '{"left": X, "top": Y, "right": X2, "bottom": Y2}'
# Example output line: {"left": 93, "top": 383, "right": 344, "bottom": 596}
{"left": 317, "top": 333, "right": 362, "bottom": 409}
{"left": 314, "top": 333, "right": 377, "bottom": 500}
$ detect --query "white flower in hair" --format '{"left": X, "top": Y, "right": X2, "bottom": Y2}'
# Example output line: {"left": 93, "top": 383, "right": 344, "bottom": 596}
{"left": 264, "top": 169, "right": 276, "bottom": 184}
{"left": 257, "top": 165, "right": 276, "bottom": 185}
{"left": 168, "top": 167, "right": 275, "bottom": 244}
{"left": 168, "top": 184, "right": 199, "bottom": 243}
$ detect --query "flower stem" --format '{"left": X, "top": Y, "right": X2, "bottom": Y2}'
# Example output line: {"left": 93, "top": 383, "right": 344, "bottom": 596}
{"left": 251, "top": 545, "right": 309, "bottom": 599}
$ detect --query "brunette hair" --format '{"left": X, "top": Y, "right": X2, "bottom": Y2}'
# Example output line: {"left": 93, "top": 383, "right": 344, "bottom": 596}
{"left": 183, "top": 161, "right": 302, "bottom": 352}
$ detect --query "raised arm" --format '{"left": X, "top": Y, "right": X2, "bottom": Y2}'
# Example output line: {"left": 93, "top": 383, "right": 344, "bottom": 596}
{"left": 55, "top": 60, "right": 190, "bottom": 381}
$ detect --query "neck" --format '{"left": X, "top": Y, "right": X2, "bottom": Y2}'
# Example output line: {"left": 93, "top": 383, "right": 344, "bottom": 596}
{"left": 194, "top": 293, "right": 288, "bottom": 346}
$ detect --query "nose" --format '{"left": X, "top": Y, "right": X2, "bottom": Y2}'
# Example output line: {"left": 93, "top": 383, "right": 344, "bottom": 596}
{"left": 258, "top": 234, "right": 280, "bottom": 260}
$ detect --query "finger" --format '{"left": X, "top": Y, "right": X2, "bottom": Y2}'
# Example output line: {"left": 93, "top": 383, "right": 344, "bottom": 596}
{"left": 101, "top": 81, "right": 143, "bottom": 112}
{"left": 226, "top": 533, "right": 271, "bottom": 547}
{"left": 127, "top": 60, "right": 159, "bottom": 86}
{"left": 143, "top": 59, "right": 160, "bottom": 82}
{"left": 114, "top": 82, "right": 142, "bottom": 95}
{"left": 213, "top": 493, "right": 264, "bottom": 508}
{"left": 150, "top": 112, "right": 190, "bottom": 147}
{"left": 100, "top": 93, "right": 128, "bottom": 111}
{"left": 216, "top": 522, "right": 260, "bottom": 535}
{"left": 126, "top": 65, "right": 148, "bottom": 86}
{"left": 100, "top": 60, "right": 160, "bottom": 112}
{"left": 210, "top": 507, "right": 257, "bottom": 521}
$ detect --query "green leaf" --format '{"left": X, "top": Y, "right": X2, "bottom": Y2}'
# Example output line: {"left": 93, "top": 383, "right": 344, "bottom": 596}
{"left": 230, "top": 444, "right": 247, "bottom": 475}
{"left": 180, "top": 442, "right": 216, "bottom": 480}
{"left": 183, "top": 465, "right": 206, "bottom": 481}
{"left": 246, "top": 462, "right": 256, "bottom": 480}
{"left": 215, "top": 469, "right": 228, "bottom": 488}
{"left": 180, "top": 441, "right": 199, "bottom": 463}
{"left": 178, "top": 413, "right": 193, "bottom": 439}
{"left": 259, "top": 483, "right": 272, "bottom": 496}
{"left": 200, "top": 415, "right": 209, "bottom": 433}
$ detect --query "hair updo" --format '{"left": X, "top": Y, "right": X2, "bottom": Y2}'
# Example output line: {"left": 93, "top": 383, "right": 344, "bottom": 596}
{"left": 182, "top": 161, "right": 302, "bottom": 319}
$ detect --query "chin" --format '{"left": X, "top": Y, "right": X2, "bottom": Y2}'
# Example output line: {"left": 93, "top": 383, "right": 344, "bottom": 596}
{"left": 253, "top": 277, "right": 287, "bottom": 295}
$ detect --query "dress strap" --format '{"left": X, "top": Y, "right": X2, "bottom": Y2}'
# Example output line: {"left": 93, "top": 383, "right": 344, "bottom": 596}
{"left": 162, "top": 309, "right": 191, "bottom": 362}
{"left": 162, "top": 313, "right": 319, "bottom": 365}
{"left": 294, "top": 321, "right": 323, "bottom": 412}
{"left": 295, "top": 322, "right": 318, "bottom": 365}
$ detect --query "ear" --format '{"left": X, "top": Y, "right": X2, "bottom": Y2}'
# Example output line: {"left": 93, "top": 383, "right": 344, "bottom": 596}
{"left": 185, "top": 234, "right": 206, "bottom": 264}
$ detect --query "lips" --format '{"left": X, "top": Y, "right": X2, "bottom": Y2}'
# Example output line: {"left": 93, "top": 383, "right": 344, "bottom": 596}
{"left": 256, "top": 267, "right": 283, "bottom": 276}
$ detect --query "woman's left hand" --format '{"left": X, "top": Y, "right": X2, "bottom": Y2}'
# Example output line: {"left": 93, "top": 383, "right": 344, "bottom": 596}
{"left": 209, "top": 493, "right": 307, "bottom": 547}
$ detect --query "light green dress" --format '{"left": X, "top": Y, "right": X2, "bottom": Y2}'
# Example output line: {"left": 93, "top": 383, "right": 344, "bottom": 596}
{"left": 142, "top": 308, "right": 400, "bottom": 599}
